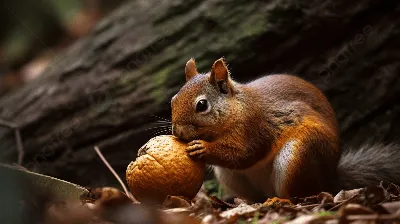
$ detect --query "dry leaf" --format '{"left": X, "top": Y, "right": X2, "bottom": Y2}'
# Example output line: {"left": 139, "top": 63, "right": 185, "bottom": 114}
{"left": 264, "top": 197, "right": 294, "bottom": 207}
{"left": 209, "top": 196, "right": 236, "bottom": 209}
{"left": 379, "top": 201, "right": 400, "bottom": 214}
{"left": 360, "top": 185, "right": 389, "bottom": 206}
{"left": 334, "top": 189, "right": 362, "bottom": 203}
{"left": 162, "top": 195, "right": 191, "bottom": 209}
{"left": 219, "top": 204, "right": 257, "bottom": 219}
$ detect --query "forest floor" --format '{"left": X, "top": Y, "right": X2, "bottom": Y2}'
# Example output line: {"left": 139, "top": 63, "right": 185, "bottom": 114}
{"left": 39, "top": 181, "right": 400, "bottom": 223}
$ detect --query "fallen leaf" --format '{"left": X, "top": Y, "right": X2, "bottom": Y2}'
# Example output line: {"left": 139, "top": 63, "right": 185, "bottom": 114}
{"left": 378, "top": 201, "right": 400, "bottom": 214}
{"left": 162, "top": 195, "right": 191, "bottom": 209}
{"left": 334, "top": 188, "right": 362, "bottom": 203}
{"left": 0, "top": 163, "right": 88, "bottom": 201}
{"left": 339, "top": 203, "right": 375, "bottom": 216}
{"left": 85, "top": 187, "right": 133, "bottom": 207}
{"left": 233, "top": 197, "right": 249, "bottom": 205}
{"left": 264, "top": 197, "right": 294, "bottom": 207}
{"left": 209, "top": 196, "right": 236, "bottom": 209}
{"left": 285, "top": 214, "right": 336, "bottom": 224}
{"left": 360, "top": 185, "right": 389, "bottom": 206}
{"left": 317, "top": 192, "right": 334, "bottom": 203}
{"left": 219, "top": 204, "right": 257, "bottom": 219}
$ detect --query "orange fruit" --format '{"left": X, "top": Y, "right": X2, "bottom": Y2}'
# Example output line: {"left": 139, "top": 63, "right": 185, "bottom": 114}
{"left": 126, "top": 135, "right": 205, "bottom": 204}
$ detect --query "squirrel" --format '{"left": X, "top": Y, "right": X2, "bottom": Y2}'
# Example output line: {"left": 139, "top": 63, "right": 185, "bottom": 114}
{"left": 170, "top": 57, "right": 400, "bottom": 202}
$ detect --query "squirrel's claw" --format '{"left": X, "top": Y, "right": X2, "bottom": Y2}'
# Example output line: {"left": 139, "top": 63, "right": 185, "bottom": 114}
{"left": 186, "top": 140, "right": 207, "bottom": 159}
{"left": 187, "top": 140, "right": 204, "bottom": 147}
{"left": 187, "top": 149, "right": 206, "bottom": 158}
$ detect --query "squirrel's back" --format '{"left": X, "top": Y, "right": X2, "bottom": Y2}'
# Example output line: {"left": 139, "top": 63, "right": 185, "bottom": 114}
{"left": 245, "top": 74, "right": 338, "bottom": 131}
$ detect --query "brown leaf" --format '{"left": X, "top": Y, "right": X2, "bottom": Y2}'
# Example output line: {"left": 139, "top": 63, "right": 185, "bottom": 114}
{"left": 162, "top": 195, "right": 191, "bottom": 209}
{"left": 219, "top": 204, "right": 257, "bottom": 219}
{"left": 45, "top": 201, "right": 96, "bottom": 224}
{"left": 338, "top": 203, "right": 376, "bottom": 224}
{"left": 200, "top": 214, "right": 215, "bottom": 224}
{"left": 378, "top": 201, "right": 400, "bottom": 214}
{"left": 161, "top": 209, "right": 201, "bottom": 224}
{"left": 382, "top": 182, "right": 400, "bottom": 192}
{"left": 339, "top": 204, "right": 375, "bottom": 216}
{"left": 233, "top": 197, "right": 250, "bottom": 205}
{"left": 360, "top": 185, "right": 389, "bottom": 206}
{"left": 292, "top": 193, "right": 330, "bottom": 205}
{"left": 334, "top": 188, "right": 362, "bottom": 203}
{"left": 85, "top": 187, "right": 133, "bottom": 207}
{"left": 264, "top": 197, "right": 294, "bottom": 208}
{"left": 275, "top": 206, "right": 303, "bottom": 217}
{"left": 84, "top": 187, "right": 159, "bottom": 223}
{"left": 382, "top": 182, "right": 400, "bottom": 198}
{"left": 285, "top": 214, "right": 336, "bottom": 224}
{"left": 209, "top": 196, "right": 236, "bottom": 209}
{"left": 317, "top": 192, "right": 334, "bottom": 204}
{"left": 192, "top": 196, "right": 213, "bottom": 215}
{"left": 258, "top": 211, "right": 284, "bottom": 223}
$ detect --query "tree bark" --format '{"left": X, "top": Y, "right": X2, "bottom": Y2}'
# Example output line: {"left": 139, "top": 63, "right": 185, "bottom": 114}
{"left": 0, "top": 0, "right": 399, "bottom": 187}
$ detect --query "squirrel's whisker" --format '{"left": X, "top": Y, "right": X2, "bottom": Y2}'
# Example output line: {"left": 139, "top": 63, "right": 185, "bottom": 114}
{"left": 145, "top": 125, "right": 172, "bottom": 132}
{"left": 151, "top": 127, "right": 171, "bottom": 137}
{"left": 148, "top": 114, "right": 171, "bottom": 122}
{"left": 154, "top": 120, "right": 172, "bottom": 124}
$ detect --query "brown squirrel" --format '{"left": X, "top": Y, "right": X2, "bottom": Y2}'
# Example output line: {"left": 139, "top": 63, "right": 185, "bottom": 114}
{"left": 171, "top": 58, "right": 400, "bottom": 202}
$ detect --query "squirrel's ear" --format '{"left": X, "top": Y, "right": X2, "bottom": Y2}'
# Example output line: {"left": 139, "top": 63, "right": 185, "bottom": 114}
{"left": 185, "top": 58, "right": 198, "bottom": 82}
{"left": 209, "top": 58, "right": 231, "bottom": 94}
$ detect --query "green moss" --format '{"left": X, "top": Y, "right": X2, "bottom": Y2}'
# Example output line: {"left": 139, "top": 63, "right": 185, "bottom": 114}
{"left": 239, "top": 13, "right": 267, "bottom": 38}
{"left": 271, "top": 220, "right": 281, "bottom": 224}
{"left": 271, "top": 216, "right": 292, "bottom": 224}
{"left": 151, "top": 66, "right": 173, "bottom": 104}
{"left": 110, "top": 71, "right": 140, "bottom": 96}
{"left": 317, "top": 211, "right": 336, "bottom": 217}
{"left": 252, "top": 212, "right": 260, "bottom": 224}
{"left": 154, "top": 66, "right": 171, "bottom": 86}
{"left": 203, "top": 179, "right": 224, "bottom": 198}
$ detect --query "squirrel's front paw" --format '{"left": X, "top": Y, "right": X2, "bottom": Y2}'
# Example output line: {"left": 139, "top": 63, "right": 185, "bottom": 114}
{"left": 186, "top": 140, "right": 208, "bottom": 159}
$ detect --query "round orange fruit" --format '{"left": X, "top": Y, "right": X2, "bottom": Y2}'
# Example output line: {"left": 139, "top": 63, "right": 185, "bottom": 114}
{"left": 126, "top": 135, "right": 205, "bottom": 204}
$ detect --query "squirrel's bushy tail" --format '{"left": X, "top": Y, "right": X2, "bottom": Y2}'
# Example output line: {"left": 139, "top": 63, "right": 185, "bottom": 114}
{"left": 337, "top": 143, "right": 400, "bottom": 190}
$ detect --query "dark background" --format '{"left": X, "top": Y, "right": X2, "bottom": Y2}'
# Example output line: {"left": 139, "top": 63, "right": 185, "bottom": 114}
{"left": 0, "top": 0, "right": 399, "bottom": 189}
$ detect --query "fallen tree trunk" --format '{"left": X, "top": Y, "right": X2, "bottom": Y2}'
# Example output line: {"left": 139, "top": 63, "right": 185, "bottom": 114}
{"left": 1, "top": 0, "right": 399, "bottom": 187}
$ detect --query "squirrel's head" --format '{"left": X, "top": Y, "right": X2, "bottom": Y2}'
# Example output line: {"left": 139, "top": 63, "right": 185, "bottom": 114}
{"left": 171, "top": 58, "right": 236, "bottom": 141}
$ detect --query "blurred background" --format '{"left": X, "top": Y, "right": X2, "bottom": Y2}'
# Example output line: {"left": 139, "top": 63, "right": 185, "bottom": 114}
{"left": 0, "top": 0, "right": 399, "bottom": 190}
{"left": 0, "top": 0, "right": 125, "bottom": 96}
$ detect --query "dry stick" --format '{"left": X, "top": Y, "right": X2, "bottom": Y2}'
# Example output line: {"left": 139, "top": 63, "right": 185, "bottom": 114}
{"left": 93, "top": 146, "right": 138, "bottom": 202}
{"left": 15, "top": 128, "right": 24, "bottom": 165}
{"left": 313, "top": 197, "right": 328, "bottom": 212}
{"left": 296, "top": 204, "right": 320, "bottom": 210}
{"left": 0, "top": 119, "right": 15, "bottom": 128}
{"left": 0, "top": 119, "right": 24, "bottom": 165}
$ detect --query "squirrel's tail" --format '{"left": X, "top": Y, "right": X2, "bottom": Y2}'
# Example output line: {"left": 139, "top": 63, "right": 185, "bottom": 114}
{"left": 336, "top": 143, "right": 400, "bottom": 190}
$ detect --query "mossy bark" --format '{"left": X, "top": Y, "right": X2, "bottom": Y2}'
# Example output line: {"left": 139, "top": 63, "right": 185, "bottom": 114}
{"left": 0, "top": 0, "right": 399, "bottom": 187}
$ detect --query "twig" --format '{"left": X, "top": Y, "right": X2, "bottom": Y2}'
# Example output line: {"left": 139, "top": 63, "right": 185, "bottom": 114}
{"left": 0, "top": 119, "right": 24, "bottom": 165}
{"left": 93, "top": 146, "right": 138, "bottom": 202}
{"left": 0, "top": 119, "right": 16, "bottom": 128}
{"left": 313, "top": 197, "right": 326, "bottom": 212}
{"left": 15, "top": 128, "right": 24, "bottom": 165}
{"left": 296, "top": 203, "right": 320, "bottom": 210}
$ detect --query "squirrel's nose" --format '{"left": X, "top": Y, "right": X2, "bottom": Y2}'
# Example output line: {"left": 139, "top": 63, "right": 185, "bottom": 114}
{"left": 172, "top": 124, "right": 181, "bottom": 138}
{"left": 172, "top": 124, "right": 179, "bottom": 138}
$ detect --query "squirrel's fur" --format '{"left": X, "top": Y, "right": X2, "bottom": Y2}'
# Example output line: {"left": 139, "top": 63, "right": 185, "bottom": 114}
{"left": 337, "top": 143, "right": 400, "bottom": 190}
{"left": 171, "top": 58, "right": 400, "bottom": 202}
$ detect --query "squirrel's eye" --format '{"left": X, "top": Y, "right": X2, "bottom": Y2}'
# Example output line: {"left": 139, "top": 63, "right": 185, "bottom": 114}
{"left": 196, "top": 99, "right": 208, "bottom": 112}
